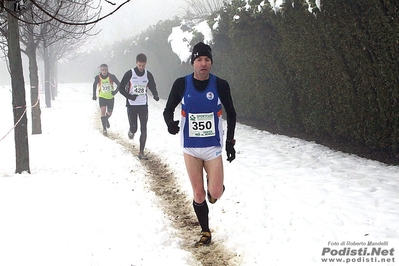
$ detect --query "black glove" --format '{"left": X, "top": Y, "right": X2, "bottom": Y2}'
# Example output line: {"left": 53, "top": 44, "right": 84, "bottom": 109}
{"left": 128, "top": 94, "right": 137, "bottom": 101}
{"left": 153, "top": 95, "right": 159, "bottom": 101}
{"left": 225, "top": 140, "right": 236, "bottom": 163}
{"left": 92, "top": 95, "right": 97, "bottom": 101}
{"left": 111, "top": 90, "right": 118, "bottom": 95}
{"left": 167, "top": 120, "right": 180, "bottom": 135}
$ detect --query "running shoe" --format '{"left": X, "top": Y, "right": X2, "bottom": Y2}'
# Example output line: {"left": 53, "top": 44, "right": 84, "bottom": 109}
{"left": 194, "top": 231, "right": 211, "bottom": 247}
{"left": 138, "top": 152, "right": 148, "bottom": 160}
{"left": 128, "top": 131, "right": 134, "bottom": 139}
{"left": 207, "top": 185, "right": 225, "bottom": 204}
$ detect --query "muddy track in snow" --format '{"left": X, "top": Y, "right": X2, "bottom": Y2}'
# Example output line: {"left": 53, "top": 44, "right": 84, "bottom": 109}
{"left": 102, "top": 129, "right": 238, "bottom": 266}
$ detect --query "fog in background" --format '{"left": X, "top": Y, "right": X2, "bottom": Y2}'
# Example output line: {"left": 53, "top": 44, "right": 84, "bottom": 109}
{"left": 95, "top": 0, "right": 187, "bottom": 47}
{"left": 0, "top": 0, "right": 188, "bottom": 86}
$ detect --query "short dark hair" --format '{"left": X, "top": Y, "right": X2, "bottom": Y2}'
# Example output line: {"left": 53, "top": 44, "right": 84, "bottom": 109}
{"left": 136, "top": 53, "right": 147, "bottom": 63}
{"left": 100, "top": 63, "right": 108, "bottom": 68}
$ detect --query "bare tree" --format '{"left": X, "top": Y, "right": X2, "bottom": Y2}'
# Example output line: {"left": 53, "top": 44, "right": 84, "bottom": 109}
{"left": 18, "top": 0, "right": 100, "bottom": 108}
{"left": 0, "top": 0, "right": 131, "bottom": 173}
{"left": 183, "top": 0, "right": 224, "bottom": 19}
{"left": 3, "top": 0, "right": 30, "bottom": 173}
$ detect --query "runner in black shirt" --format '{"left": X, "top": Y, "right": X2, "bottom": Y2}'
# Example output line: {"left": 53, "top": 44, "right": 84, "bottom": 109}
{"left": 163, "top": 42, "right": 237, "bottom": 247}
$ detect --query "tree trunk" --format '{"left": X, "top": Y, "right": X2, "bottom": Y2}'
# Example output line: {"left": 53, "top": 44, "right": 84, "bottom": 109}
{"left": 52, "top": 60, "right": 58, "bottom": 98}
{"left": 50, "top": 61, "right": 56, "bottom": 100}
{"left": 27, "top": 34, "right": 42, "bottom": 134}
{"left": 44, "top": 46, "right": 51, "bottom": 107}
{"left": 7, "top": 11, "right": 31, "bottom": 174}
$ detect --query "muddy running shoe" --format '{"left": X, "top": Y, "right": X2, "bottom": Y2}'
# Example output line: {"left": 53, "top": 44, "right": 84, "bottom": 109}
{"left": 128, "top": 131, "right": 134, "bottom": 139}
{"left": 138, "top": 152, "right": 148, "bottom": 160}
{"left": 194, "top": 231, "right": 211, "bottom": 248}
{"left": 207, "top": 185, "right": 225, "bottom": 204}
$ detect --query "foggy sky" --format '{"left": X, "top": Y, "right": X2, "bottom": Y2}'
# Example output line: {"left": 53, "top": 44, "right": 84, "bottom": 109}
{"left": 0, "top": 0, "right": 188, "bottom": 84}
{"left": 95, "top": 0, "right": 188, "bottom": 46}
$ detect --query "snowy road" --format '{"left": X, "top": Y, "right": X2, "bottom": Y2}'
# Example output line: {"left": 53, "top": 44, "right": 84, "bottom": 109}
{"left": 1, "top": 83, "right": 398, "bottom": 266}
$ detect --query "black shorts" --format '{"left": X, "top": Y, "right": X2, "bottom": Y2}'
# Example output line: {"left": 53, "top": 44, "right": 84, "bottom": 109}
{"left": 99, "top": 97, "right": 114, "bottom": 112}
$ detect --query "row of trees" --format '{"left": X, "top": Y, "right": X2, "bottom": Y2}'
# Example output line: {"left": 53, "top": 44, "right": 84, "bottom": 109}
{"left": 0, "top": 0, "right": 130, "bottom": 173}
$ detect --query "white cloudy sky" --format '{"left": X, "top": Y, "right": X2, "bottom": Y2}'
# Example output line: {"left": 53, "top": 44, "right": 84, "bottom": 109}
{"left": 94, "top": 0, "right": 319, "bottom": 47}
{"left": 95, "top": 0, "right": 188, "bottom": 45}
{"left": 0, "top": 0, "right": 188, "bottom": 82}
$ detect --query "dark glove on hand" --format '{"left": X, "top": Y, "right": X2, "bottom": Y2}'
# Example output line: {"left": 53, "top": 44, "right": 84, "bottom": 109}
{"left": 167, "top": 120, "right": 180, "bottom": 135}
{"left": 153, "top": 95, "right": 159, "bottom": 101}
{"left": 128, "top": 94, "right": 137, "bottom": 101}
{"left": 111, "top": 90, "right": 118, "bottom": 95}
{"left": 225, "top": 140, "right": 236, "bottom": 163}
{"left": 92, "top": 95, "right": 97, "bottom": 101}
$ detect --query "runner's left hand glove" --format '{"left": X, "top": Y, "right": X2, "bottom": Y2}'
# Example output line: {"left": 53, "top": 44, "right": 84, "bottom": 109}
{"left": 153, "top": 95, "right": 159, "bottom": 101}
{"left": 167, "top": 120, "right": 180, "bottom": 135}
{"left": 111, "top": 90, "right": 118, "bottom": 95}
{"left": 92, "top": 95, "right": 97, "bottom": 100}
{"left": 225, "top": 140, "right": 236, "bottom": 163}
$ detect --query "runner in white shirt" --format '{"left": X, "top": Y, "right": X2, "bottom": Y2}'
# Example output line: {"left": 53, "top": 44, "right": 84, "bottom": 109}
{"left": 118, "top": 54, "right": 159, "bottom": 160}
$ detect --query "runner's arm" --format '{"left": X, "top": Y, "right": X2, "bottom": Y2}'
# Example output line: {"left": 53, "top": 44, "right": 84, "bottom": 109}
{"left": 117, "top": 70, "right": 132, "bottom": 98}
{"left": 217, "top": 78, "right": 236, "bottom": 141}
{"left": 110, "top": 74, "right": 120, "bottom": 95}
{"left": 163, "top": 77, "right": 185, "bottom": 125}
{"left": 111, "top": 74, "right": 120, "bottom": 87}
{"left": 92, "top": 76, "right": 99, "bottom": 99}
{"left": 147, "top": 71, "right": 159, "bottom": 99}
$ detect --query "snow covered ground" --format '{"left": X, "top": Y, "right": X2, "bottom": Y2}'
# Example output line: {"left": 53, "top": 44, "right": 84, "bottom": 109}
{"left": 0, "top": 83, "right": 398, "bottom": 266}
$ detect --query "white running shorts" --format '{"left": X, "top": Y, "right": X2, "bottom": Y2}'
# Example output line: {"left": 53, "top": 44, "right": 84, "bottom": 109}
{"left": 183, "top": 146, "right": 222, "bottom": 161}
